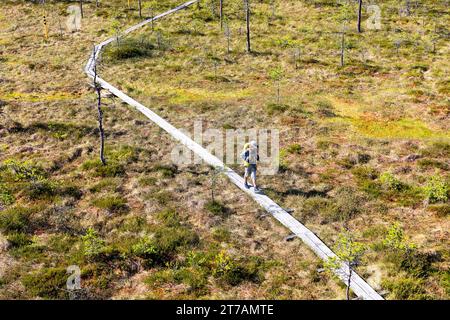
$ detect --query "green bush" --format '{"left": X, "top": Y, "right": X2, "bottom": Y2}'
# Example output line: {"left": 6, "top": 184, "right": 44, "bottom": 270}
{"left": 212, "top": 227, "right": 231, "bottom": 242}
{"left": 286, "top": 143, "right": 302, "bottom": 154}
{"left": 22, "top": 267, "right": 68, "bottom": 299}
{"left": 421, "top": 141, "right": 450, "bottom": 158}
{"left": 398, "top": 251, "right": 435, "bottom": 278}
{"left": 381, "top": 277, "right": 429, "bottom": 300}
{"left": 174, "top": 267, "right": 208, "bottom": 292}
{"left": 323, "top": 187, "right": 363, "bottom": 222}
{"left": 299, "top": 196, "right": 330, "bottom": 221}
{"left": 2, "top": 159, "right": 46, "bottom": 181}
{"left": 59, "top": 184, "right": 83, "bottom": 200}
{"left": 382, "top": 223, "right": 416, "bottom": 251}
{"left": 82, "top": 228, "right": 106, "bottom": 259}
{"left": 81, "top": 159, "right": 125, "bottom": 177}
{"left": 152, "top": 164, "right": 177, "bottom": 178}
{"left": 352, "top": 165, "right": 379, "bottom": 181}
{"left": 0, "top": 183, "right": 14, "bottom": 205}
{"left": 418, "top": 158, "right": 449, "bottom": 170}
{"left": 424, "top": 175, "right": 448, "bottom": 203}
{"left": 24, "top": 179, "right": 57, "bottom": 200}
{"left": 380, "top": 172, "right": 405, "bottom": 192}
{"left": 146, "top": 190, "right": 173, "bottom": 205}
{"left": 204, "top": 200, "right": 227, "bottom": 216}
{"left": 104, "top": 38, "right": 155, "bottom": 61}
{"left": 7, "top": 232, "right": 33, "bottom": 248}
{"left": 316, "top": 100, "right": 335, "bottom": 117}
{"left": 266, "top": 103, "right": 289, "bottom": 115}
{"left": 153, "top": 226, "right": 199, "bottom": 255}
{"left": 211, "top": 251, "right": 263, "bottom": 286}
{"left": 0, "top": 206, "right": 32, "bottom": 234}
{"left": 427, "top": 204, "right": 450, "bottom": 217}
{"left": 133, "top": 226, "right": 199, "bottom": 267}
{"left": 92, "top": 196, "right": 128, "bottom": 213}
{"left": 132, "top": 236, "right": 160, "bottom": 265}
{"left": 156, "top": 209, "right": 181, "bottom": 226}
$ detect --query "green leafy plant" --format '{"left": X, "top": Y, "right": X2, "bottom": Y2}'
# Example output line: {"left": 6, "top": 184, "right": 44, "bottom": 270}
{"left": 380, "top": 172, "right": 405, "bottom": 191}
{"left": 82, "top": 228, "right": 106, "bottom": 259}
{"left": 325, "top": 231, "right": 367, "bottom": 300}
{"left": 423, "top": 175, "right": 448, "bottom": 203}
{"left": 383, "top": 223, "right": 416, "bottom": 251}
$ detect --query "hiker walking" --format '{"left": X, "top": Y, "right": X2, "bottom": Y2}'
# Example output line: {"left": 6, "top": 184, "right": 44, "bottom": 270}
{"left": 242, "top": 140, "right": 260, "bottom": 192}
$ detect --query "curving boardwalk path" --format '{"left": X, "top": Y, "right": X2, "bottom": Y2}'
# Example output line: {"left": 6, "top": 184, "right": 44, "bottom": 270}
{"left": 85, "top": 0, "right": 383, "bottom": 300}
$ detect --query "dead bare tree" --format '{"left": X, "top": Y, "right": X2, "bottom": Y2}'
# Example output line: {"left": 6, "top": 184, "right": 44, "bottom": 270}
{"left": 244, "top": 0, "right": 251, "bottom": 53}
{"left": 219, "top": 0, "right": 223, "bottom": 30}
{"left": 138, "top": 0, "right": 142, "bottom": 19}
{"left": 340, "top": 29, "right": 345, "bottom": 67}
{"left": 79, "top": 0, "right": 84, "bottom": 18}
{"left": 357, "top": 0, "right": 363, "bottom": 33}
{"left": 92, "top": 46, "right": 106, "bottom": 165}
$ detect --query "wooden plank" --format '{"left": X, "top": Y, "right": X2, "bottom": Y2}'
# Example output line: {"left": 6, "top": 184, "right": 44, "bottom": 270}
{"left": 85, "top": 0, "right": 383, "bottom": 301}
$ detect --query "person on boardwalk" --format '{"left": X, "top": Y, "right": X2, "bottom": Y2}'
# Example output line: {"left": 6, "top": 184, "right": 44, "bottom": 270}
{"left": 242, "top": 140, "right": 260, "bottom": 192}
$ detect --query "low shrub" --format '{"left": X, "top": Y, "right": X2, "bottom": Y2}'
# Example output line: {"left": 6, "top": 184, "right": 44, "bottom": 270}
{"left": 427, "top": 204, "right": 450, "bottom": 217}
{"left": 381, "top": 277, "right": 429, "bottom": 300}
{"left": 59, "top": 184, "right": 83, "bottom": 200}
{"left": 316, "top": 100, "right": 336, "bottom": 117}
{"left": 24, "top": 179, "right": 57, "bottom": 200}
{"left": 156, "top": 209, "right": 181, "bottom": 226}
{"left": 421, "top": 141, "right": 450, "bottom": 158}
{"left": 146, "top": 190, "right": 173, "bottom": 206}
{"left": 286, "top": 143, "right": 302, "bottom": 154}
{"left": 81, "top": 160, "right": 125, "bottom": 177}
{"left": 22, "top": 268, "right": 68, "bottom": 299}
{"left": 299, "top": 196, "right": 330, "bottom": 221}
{"left": 81, "top": 228, "right": 106, "bottom": 260}
{"left": 104, "top": 38, "right": 155, "bottom": 61}
{"left": 323, "top": 187, "right": 363, "bottom": 223}
{"left": 0, "top": 206, "right": 32, "bottom": 234}
{"left": 424, "top": 175, "right": 448, "bottom": 203}
{"left": 380, "top": 172, "right": 405, "bottom": 192}
{"left": 266, "top": 103, "right": 289, "bottom": 115}
{"left": 92, "top": 196, "right": 128, "bottom": 214}
{"left": 211, "top": 251, "right": 263, "bottom": 286}
{"left": 204, "top": 200, "right": 227, "bottom": 216}
{"left": 174, "top": 267, "right": 208, "bottom": 292}
{"left": 352, "top": 165, "right": 379, "bottom": 181}
{"left": 2, "top": 159, "right": 46, "bottom": 182}
{"left": 418, "top": 158, "right": 449, "bottom": 170}
{"left": 153, "top": 226, "right": 199, "bottom": 255}
{"left": 0, "top": 183, "right": 14, "bottom": 205}
{"left": 7, "top": 232, "right": 33, "bottom": 248}
{"left": 211, "top": 227, "right": 231, "bottom": 242}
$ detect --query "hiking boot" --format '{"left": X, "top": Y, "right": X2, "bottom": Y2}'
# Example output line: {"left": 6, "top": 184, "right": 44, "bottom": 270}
{"left": 244, "top": 182, "right": 250, "bottom": 189}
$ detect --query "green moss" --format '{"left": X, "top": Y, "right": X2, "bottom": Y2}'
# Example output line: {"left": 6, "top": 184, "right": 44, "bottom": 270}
{"left": 351, "top": 118, "right": 448, "bottom": 139}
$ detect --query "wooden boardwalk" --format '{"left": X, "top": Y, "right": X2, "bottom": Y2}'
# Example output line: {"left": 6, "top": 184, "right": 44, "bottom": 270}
{"left": 85, "top": 0, "right": 383, "bottom": 300}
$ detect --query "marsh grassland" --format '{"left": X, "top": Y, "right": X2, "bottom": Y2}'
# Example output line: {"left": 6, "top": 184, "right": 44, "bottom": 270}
{"left": 0, "top": 0, "right": 449, "bottom": 300}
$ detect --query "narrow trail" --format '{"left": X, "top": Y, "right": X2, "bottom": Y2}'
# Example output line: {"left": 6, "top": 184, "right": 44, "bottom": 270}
{"left": 85, "top": 0, "right": 383, "bottom": 300}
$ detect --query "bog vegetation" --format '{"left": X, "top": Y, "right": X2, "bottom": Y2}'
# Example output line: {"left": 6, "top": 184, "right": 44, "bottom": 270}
{"left": 0, "top": 0, "right": 448, "bottom": 300}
